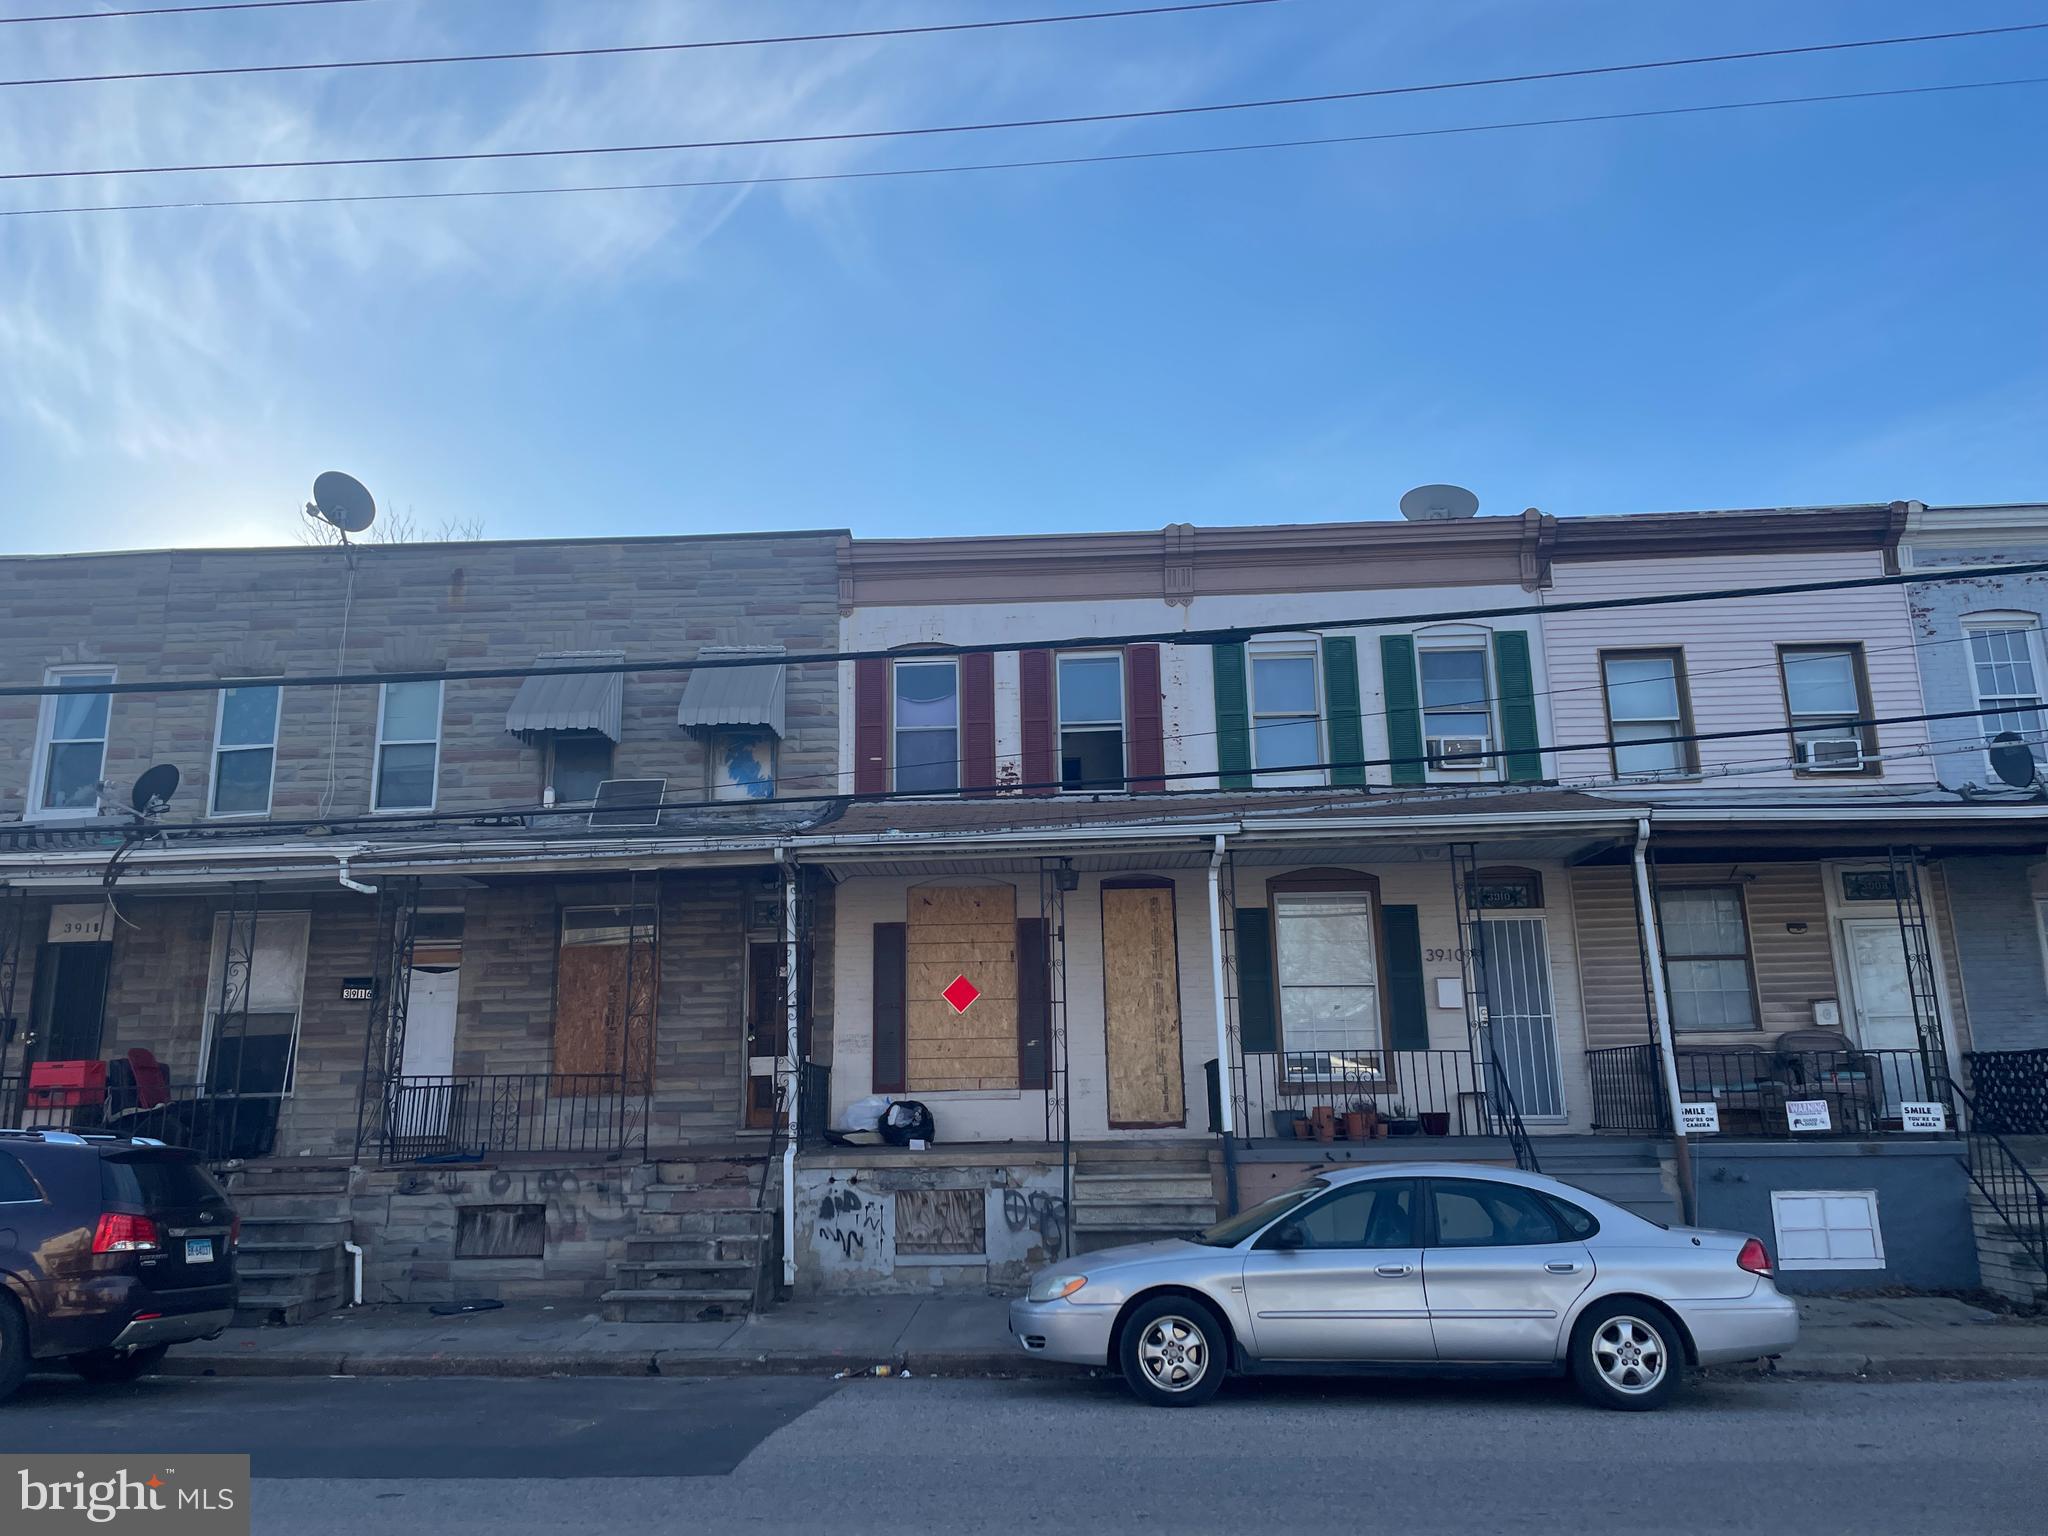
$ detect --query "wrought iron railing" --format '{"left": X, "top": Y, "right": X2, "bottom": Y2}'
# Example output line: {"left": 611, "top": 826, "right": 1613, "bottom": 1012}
{"left": 379, "top": 1073, "right": 634, "bottom": 1162}
{"left": 1237, "top": 1049, "right": 1483, "bottom": 1141}
{"left": 1586, "top": 1045, "right": 1669, "bottom": 1133}
{"left": 1951, "top": 1077, "right": 2048, "bottom": 1284}
{"left": 796, "top": 1061, "right": 830, "bottom": 1149}
{"left": 1666, "top": 1047, "right": 1951, "bottom": 1138}
{"left": 1964, "top": 1049, "right": 2048, "bottom": 1136}
{"left": 1480, "top": 1047, "right": 1541, "bottom": 1173}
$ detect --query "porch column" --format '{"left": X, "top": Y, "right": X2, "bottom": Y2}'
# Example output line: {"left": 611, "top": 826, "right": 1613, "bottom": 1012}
{"left": 1631, "top": 818, "right": 1696, "bottom": 1226}
{"left": 1206, "top": 835, "right": 1239, "bottom": 1215}
{"left": 781, "top": 853, "right": 800, "bottom": 1288}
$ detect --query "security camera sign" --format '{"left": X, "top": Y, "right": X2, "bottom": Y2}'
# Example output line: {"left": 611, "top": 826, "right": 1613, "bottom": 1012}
{"left": 1900, "top": 1101, "right": 1948, "bottom": 1133}
{"left": 1679, "top": 1102, "right": 1721, "bottom": 1134}
{"left": 1785, "top": 1099, "right": 1833, "bottom": 1133}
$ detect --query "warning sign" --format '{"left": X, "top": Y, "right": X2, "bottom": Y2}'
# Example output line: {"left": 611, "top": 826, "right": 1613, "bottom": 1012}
{"left": 941, "top": 975, "right": 981, "bottom": 1014}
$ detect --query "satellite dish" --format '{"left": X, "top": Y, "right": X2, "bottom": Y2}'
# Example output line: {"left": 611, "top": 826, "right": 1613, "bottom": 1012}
{"left": 309, "top": 470, "right": 377, "bottom": 535}
{"left": 1988, "top": 731, "right": 2038, "bottom": 790}
{"left": 130, "top": 763, "right": 180, "bottom": 818}
{"left": 1399, "top": 484, "right": 1481, "bottom": 522}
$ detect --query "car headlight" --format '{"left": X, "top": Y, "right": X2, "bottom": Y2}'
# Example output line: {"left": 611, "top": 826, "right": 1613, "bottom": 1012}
{"left": 1028, "top": 1272, "right": 1088, "bottom": 1303}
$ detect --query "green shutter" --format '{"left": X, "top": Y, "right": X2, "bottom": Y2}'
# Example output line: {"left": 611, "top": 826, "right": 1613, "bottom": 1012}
{"left": 1323, "top": 636, "right": 1365, "bottom": 787}
{"left": 1382, "top": 904, "right": 1429, "bottom": 1050}
{"left": 1233, "top": 908, "right": 1277, "bottom": 1052}
{"left": 1212, "top": 642, "right": 1252, "bottom": 789}
{"left": 1380, "top": 635, "right": 1425, "bottom": 786}
{"left": 1493, "top": 630, "right": 1543, "bottom": 783}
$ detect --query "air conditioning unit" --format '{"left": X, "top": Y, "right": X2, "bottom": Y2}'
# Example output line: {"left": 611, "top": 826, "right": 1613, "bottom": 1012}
{"left": 1427, "top": 736, "right": 1490, "bottom": 769}
{"left": 1799, "top": 737, "right": 1866, "bottom": 772}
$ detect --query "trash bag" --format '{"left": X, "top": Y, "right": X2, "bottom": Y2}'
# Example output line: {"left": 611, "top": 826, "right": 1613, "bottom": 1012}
{"left": 881, "top": 1100, "right": 935, "bottom": 1145}
{"left": 833, "top": 1094, "right": 893, "bottom": 1136}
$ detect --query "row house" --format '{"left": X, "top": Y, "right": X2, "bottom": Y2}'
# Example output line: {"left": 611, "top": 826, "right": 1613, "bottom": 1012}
{"left": 0, "top": 531, "right": 845, "bottom": 1318}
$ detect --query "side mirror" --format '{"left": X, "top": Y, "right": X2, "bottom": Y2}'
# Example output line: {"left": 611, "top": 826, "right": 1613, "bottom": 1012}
{"left": 1269, "top": 1221, "right": 1306, "bottom": 1250}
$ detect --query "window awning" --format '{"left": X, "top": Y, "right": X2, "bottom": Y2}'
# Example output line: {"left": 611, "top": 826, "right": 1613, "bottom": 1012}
{"left": 505, "top": 651, "right": 625, "bottom": 742}
{"left": 677, "top": 645, "right": 786, "bottom": 738}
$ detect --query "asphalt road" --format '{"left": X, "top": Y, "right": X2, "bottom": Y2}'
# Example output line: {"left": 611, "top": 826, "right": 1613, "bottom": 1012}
{"left": 6, "top": 1371, "right": 2041, "bottom": 1534}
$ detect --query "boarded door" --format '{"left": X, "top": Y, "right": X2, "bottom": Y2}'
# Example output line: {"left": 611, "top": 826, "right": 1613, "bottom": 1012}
{"left": 553, "top": 906, "right": 657, "bottom": 1089}
{"left": 1101, "top": 883, "right": 1185, "bottom": 1127}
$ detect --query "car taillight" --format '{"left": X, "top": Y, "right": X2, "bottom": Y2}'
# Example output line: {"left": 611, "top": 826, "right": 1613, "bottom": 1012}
{"left": 1737, "top": 1237, "right": 1772, "bottom": 1275}
{"left": 92, "top": 1212, "right": 161, "bottom": 1254}
{"left": 230, "top": 1214, "right": 241, "bottom": 1247}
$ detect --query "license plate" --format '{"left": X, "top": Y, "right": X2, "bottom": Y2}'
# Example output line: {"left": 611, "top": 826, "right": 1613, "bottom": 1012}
{"left": 184, "top": 1238, "right": 213, "bottom": 1264}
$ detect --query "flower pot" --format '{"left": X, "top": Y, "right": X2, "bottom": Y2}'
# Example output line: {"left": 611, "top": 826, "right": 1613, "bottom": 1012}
{"left": 1292, "top": 1117, "right": 1314, "bottom": 1140}
{"left": 1271, "top": 1109, "right": 1300, "bottom": 1140}
{"left": 1389, "top": 1119, "right": 1422, "bottom": 1137}
{"left": 1373, "top": 1121, "right": 1390, "bottom": 1138}
{"left": 1420, "top": 1111, "right": 1451, "bottom": 1136}
{"left": 1309, "top": 1106, "right": 1336, "bottom": 1144}
{"left": 1341, "top": 1111, "right": 1369, "bottom": 1142}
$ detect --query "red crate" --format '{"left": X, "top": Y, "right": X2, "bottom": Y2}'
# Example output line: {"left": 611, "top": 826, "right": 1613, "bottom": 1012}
{"left": 26, "top": 1059, "right": 107, "bottom": 1108}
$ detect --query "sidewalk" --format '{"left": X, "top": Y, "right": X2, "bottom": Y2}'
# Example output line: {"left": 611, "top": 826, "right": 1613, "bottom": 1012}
{"left": 162, "top": 1292, "right": 2048, "bottom": 1384}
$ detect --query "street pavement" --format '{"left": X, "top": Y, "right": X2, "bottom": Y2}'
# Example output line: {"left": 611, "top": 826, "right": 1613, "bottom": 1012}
{"left": 5, "top": 1371, "right": 2041, "bottom": 1534}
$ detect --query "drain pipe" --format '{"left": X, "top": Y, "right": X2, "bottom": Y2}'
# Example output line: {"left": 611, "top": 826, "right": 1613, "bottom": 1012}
{"left": 336, "top": 855, "right": 378, "bottom": 895}
{"left": 1206, "top": 834, "right": 1240, "bottom": 1215}
{"left": 1632, "top": 816, "right": 1696, "bottom": 1226}
{"left": 780, "top": 848, "right": 800, "bottom": 1289}
{"left": 342, "top": 1238, "right": 364, "bottom": 1307}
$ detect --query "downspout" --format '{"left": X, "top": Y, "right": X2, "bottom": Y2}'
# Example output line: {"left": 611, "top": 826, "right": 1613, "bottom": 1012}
{"left": 1631, "top": 816, "right": 1697, "bottom": 1226}
{"left": 780, "top": 847, "right": 800, "bottom": 1289}
{"left": 1207, "top": 834, "right": 1239, "bottom": 1215}
{"left": 336, "top": 855, "right": 378, "bottom": 895}
{"left": 343, "top": 1238, "right": 363, "bottom": 1307}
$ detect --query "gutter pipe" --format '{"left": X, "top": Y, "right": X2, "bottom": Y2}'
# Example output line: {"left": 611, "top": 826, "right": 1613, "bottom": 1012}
{"left": 780, "top": 846, "right": 800, "bottom": 1290}
{"left": 1207, "top": 834, "right": 1239, "bottom": 1215}
{"left": 1632, "top": 816, "right": 1696, "bottom": 1226}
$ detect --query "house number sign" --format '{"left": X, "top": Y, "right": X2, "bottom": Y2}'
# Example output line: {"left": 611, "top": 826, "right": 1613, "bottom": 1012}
{"left": 47, "top": 903, "right": 109, "bottom": 943}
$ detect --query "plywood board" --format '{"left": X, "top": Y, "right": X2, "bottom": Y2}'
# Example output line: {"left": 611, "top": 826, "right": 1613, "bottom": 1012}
{"left": 905, "top": 883, "right": 1018, "bottom": 1091}
{"left": 552, "top": 942, "right": 657, "bottom": 1088}
{"left": 1102, "top": 884, "right": 1186, "bottom": 1127}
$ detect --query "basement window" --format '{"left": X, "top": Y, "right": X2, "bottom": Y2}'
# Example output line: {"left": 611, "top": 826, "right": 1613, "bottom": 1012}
{"left": 455, "top": 1204, "right": 547, "bottom": 1259}
{"left": 1771, "top": 1189, "right": 1884, "bottom": 1271}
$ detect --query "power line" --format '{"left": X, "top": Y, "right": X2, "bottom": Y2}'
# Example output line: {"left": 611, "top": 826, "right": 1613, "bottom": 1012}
{"left": 9, "top": 23, "right": 2046, "bottom": 182}
{"left": 14, "top": 74, "right": 2042, "bottom": 220}
{"left": 9, "top": 555, "right": 2047, "bottom": 699}
{"left": 1, "top": 2, "right": 1285, "bottom": 89}
{"left": 1, "top": 0, "right": 387, "bottom": 24}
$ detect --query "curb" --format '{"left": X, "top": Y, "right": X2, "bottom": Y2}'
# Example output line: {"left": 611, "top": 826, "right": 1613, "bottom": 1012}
{"left": 163, "top": 1350, "right": 1092, "bottom": 1382}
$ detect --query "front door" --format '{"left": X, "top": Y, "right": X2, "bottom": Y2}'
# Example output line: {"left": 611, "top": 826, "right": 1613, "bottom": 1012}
{"left": 1239, "top": 1178, "right": 1433, "bottom": 1361}
{"left": 1478, "top": 917, "right": 1565, "bottom": 1121}
{"left": 27, "top": 942, "right": 112, "bottom": 1064}
{"left": 745, "top": 941, "right": 784, "bottom": 1130}
{"left": 1422, "top": 1177, "right": 1594, "bottom": 1362}
{"left": 394, "top": 967, "right": 459, "bottom": 1139}
{"left": 1840, "top": 917, "right": 1936, "bottom": 1107}
{"left": 1100, "top": 883, "right": 1185, "bottom": 1128}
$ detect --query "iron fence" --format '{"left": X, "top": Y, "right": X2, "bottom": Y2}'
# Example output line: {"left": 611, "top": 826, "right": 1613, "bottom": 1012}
{"left": 379, "top": 1073, "right": 633, "bottom": 1162}
{"left": 1237, "top": 1049, "right": 1483, "bottom": 1141}
{"left": 796, "top": 1061, "right": 830, "bottom": 1149}
{"left": 1952, "top": 1077, "right": 2048, "bottom": 1281}
{"left": 1671, "top": 1047, "right": 1953, "bottom": 1137}
{"left": 1586, "top": 1044, "right": 1668, "bottom": 1133}
{"left": 1964, "top": 1049, "right": 2048, "bottom": 1136}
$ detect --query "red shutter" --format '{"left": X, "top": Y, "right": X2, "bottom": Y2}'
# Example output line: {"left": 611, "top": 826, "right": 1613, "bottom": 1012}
{"left": 1125, "top": 643, "right": 1165, "bottom": 792}
{"left": 854, "top": 657, "right": 888, "bottom": 795}
{"left": 1019, "top": 649, "right": 1056, "bottom": 796}
{"left": 961, "top": 651, "right": 996, "bottom": 796}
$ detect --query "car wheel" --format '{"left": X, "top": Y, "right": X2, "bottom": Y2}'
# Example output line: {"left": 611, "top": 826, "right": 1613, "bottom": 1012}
{"left": 1118, "top": 1297, "right": 1226, "bottom": 1407}
{"left": 0, "top": 1297, "right": 28, "bottom": 1404}
{"left": 1571, "top": 1300, "right": 1682, "bottom": 1411}
{"left": 70, "top": 1345, "right": 169, "bottom": 1384}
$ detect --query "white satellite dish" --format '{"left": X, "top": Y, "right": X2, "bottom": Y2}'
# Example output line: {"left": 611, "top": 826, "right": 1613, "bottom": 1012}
{"left": 1399, "top": 484, "right": 1480, "bottom": 522}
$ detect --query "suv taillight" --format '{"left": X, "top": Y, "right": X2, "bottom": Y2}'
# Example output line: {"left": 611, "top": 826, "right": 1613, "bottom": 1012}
{"left": 231, "top": 1214, "right": 241, "bottom": 1248}
{"left": 1736, "top": 1237, "right": 1772, "bottom": 1276}
{"left": 92, "top": 1212, "right": 161, "bottom": 1254}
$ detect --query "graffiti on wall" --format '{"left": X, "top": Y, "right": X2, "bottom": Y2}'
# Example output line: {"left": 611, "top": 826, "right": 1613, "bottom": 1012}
{"left": 1001, "top": 1188, "right": 1067, "bottom": 1250}
{"left": 816, "top": 1185, "right": 886, "bottom": 1260}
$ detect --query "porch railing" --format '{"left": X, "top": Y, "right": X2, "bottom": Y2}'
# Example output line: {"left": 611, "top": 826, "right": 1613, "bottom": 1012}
{"left": 379, "top": 1073, "right": 634, "bottom": 1162}
{"left": 1964, "top": 1049, "right": 2048, "bottom": 1136}
{"left": 0, "top": 1078, "right": 279, "bottom": 1163}
{"left": 1586, "top": 1045, "right": 1668, "bottom": 1133}
{"left": 1951, "top": 1077, "right": 2048, "bottom": 1283}
{"left": 1237, "top": 1049, "right": 1483, "bottom": 1141}
{"left": 1587, "top": 1045, "right": 1958, "bottom": 1139}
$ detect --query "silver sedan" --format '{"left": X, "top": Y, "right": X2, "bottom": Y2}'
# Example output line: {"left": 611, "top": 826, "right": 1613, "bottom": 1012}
{"left": 1010, "top": 1163, "right": 1797, "bottom": 1409}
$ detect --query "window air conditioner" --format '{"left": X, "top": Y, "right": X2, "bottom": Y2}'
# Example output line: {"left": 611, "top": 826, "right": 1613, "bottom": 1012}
{"left": 1798, "top": 737, "right": 1866, "bottom": 772}
{"left": 1427, "top": 736, "right": 1490, "bottom": 769}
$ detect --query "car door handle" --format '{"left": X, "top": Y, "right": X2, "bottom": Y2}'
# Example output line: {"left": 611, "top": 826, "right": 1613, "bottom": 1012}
{"left": 1545, "top": 1261, "right": 1581, "bottom": 1274}
{"left": 1374, "top": 1264, "right": 1413, "bottom": 1277}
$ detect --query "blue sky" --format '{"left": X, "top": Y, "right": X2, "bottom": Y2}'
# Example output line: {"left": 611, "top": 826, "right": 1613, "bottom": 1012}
{"left": 2, "top": 0, "right": 2044, "bottom": 553}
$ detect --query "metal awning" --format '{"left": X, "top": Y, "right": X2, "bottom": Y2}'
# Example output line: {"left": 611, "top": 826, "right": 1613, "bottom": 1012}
{"left": 505, "top": 651, "right": 625, "bottom": 742}
{"left": 677, "top": 645, "right": 786, "bottom": 737}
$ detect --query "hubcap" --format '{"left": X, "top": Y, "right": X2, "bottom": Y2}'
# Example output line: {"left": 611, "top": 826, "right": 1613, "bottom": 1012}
{"left": 1592, "top": 1315, "right": 1667, "bottom": 1394}
{"left": 1137, "top": 1315, "right": 1209, "bottom": 1393}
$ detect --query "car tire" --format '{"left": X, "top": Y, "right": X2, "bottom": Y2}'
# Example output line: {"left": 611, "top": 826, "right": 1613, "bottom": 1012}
{"left": 1118, "top": 1296, "right": 1227, "bottom": 1407}
{"left": 1570, "top": 1299, "right": 1683, "bottom": 1411}
{"left": 0, "top": 1296, "right": 28, "bottom": 1404}
{"left": 70, "top": 1345, "right": 169, "bottom": 1384}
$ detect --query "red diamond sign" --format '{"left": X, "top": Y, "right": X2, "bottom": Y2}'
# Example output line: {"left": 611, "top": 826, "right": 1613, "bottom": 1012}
{"left": 942, "top": 975, "right": 981, "bottom": 1014}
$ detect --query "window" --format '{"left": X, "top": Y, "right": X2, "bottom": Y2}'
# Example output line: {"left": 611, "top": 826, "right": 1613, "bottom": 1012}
{"left": 1418, "top": 641, "right": 1491, "bottom": 771}
{"left": 1657, "top": 885, "right": 1759, "bottom": 1031}
{"left": 1771, "top": 1189, "right": 1884, "bottom": 1271}
{"left": 374, "top": 680, "right": 443, "bottom": 811}
{"left": 202, "top": 911, "right": 311, "bottom": 1096}
{"left": 1273, "top": 885, "right": 1385, "bottom": 1081}
{"left": 1257, "top": 1178, "right": 1416, "bottom": 1250}
{"left": 30, "top": 667, "right": 114, "bottom": 816}
{"left": 0, "top": 1152, "right": 40, "bottom": 1204}
{"left": 1428, "top": 1179, "right": 1568, "bottom": 1247}
{"left": 1056, "top": 653, "right": 1125, "bottom": 791}
{"left": 1602, "top": 650, "right": 1693, "bottom": 775}
{"left": 1779, "top": 645, "right": 1874, "bottom": 771}
{"left": 545, "top": 735, "right": 613, "bottom": 806}
{"left": 211, "top": 684, "right": 280, "bottom": 816}
{"left": 1248, "top": 642, "right": 1322, "bottom": 784}
{"left": 711, "top": 730, "right": 777, "bottom": 801}
{"left": 1839, "top": 869, "right": 1900, "bottom": 903}
{"left": 892, "top": 659, "right": 958, "bottom": 794}
{"left": 1467, "top": 868, "right": 1543, "bottom": 910}
{"left": 1964, "top": 619, "right": 2046, "bottom": 766}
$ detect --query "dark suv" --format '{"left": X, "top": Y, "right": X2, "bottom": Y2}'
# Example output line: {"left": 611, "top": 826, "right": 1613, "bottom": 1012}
{"left": 0, "top": 1130, "right": 238, "bottom": 1401}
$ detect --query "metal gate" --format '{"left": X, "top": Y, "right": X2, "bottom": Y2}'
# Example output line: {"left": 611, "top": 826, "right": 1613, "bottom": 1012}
{"left": 1478, "top": 917, "right": 1566, "bottom": 1121}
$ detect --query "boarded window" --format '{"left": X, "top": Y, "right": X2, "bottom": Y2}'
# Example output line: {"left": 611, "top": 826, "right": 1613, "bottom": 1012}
{"left": 553, "top": 905, "right": 657, "bottom": 1089}
{"left": 895, "top": 1188, "right": 984, "bottom": 1256}
{"left": 905, "top": 886, "right": 1018, "bottom": 1091}
{"left": 455, "top": 1204, "right": 547, "bottom": 1259}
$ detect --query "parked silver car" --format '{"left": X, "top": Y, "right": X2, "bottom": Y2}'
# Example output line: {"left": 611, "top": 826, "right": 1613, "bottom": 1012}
{"left": 1010, "top": 1163, "right": 1796, "bottom": 1409}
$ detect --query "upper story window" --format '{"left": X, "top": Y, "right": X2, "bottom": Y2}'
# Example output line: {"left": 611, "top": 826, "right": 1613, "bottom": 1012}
{"left": 30, "top": 667, "right": 114, "bottom": 818}
{"left": 1963, "top": 615, "right": 2046, "bottom": 766}
{"left": 1417, "top": 634, "right": 1492, "bottom": 774}
{"left": 1601, "top": 650, "right": 1694, "bottom": 776}
{"left": 892, "top": 659, "right": 958, "bottom": 794}
{"left": 546, "top": 735, "right": 614, "bottom": 806}
{"left": 211, "top": 684, "right": 280, "bottom": 817}
{"left": 1779, "top": 645, "right": 1875, "bottom": 774}
{"left": 1057, "top": 652, "right": 1125, "bottom": 791}
{"left": 1249, "top": 640, "right": 1323, "bottom": 786}
{"left": 374, "top": 680, "right": 443, "bottom": 811}
{"left": 711, "top": 731, "right": 777, "bottom": 801}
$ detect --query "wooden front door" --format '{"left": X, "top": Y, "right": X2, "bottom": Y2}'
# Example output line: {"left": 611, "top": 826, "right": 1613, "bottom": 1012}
{"left": 1100, "top": 882, "right": 1186, "bottom": 1128}
{"left": 745, "top": 941, "right": 784, "bottom": 1129}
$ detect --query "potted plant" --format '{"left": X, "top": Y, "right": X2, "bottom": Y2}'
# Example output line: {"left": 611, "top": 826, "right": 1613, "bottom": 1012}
{"left": 1292, "top": 1116, "right": 1314, "bottom": 1140}
{"left": 1271, "top": 1109, "right": 1299, "bottom": 1140}
{"left": 1386, "top": 1100, "right": 1422, "bottom": 1136}
{"left": 1419, "top": 1110, "right": 1451, "bottom": 1136}
{"left": 1310, "top": 1105, "right": 1337, "bottom": 1143}
{"left": 1340, "top": 1100, "right": 1376, "bottom": 1141}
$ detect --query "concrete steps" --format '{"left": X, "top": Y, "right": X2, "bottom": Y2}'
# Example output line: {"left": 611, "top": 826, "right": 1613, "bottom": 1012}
{"left": 1537, "top": 1143, "right": 1681, "bottom": 1227}
{"left": 1070, "top": 1151, "right": 1218, "bottom": 1253}
{"left": 224, "top": 1166, "right": 354, "bottom": 1328}
{"left": 1970, "top": 1192, "right": 2048, "bottom": 1306}
{"left": 601, "top": 1162, "right": 775, "bottom": 1323}
{"left": 599, "top": 1287, "right": 758, "bottom": 1323}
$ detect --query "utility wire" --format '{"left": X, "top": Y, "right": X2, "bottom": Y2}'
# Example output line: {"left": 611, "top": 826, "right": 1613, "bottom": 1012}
{"left": 9, "top": 555, "right": 2046, "bottom": 700}
{"left": 14, "top": 75, "right": 2043, "bottom": 219}
{"left": 1, "top": 2, "right": 1286, "bottom": 89}
{"left": 10, "top": 24, "right": 2047, "bottom": 183}
{"left": 1, "top": 0, "right": 388, "bottom": 24}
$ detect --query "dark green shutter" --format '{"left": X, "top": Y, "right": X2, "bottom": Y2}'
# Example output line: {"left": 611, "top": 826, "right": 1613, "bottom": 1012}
{"left": 1381, "top": 635, "right": 1425, "bottom": 785}
{"left": 1492, "top": 630, "right": 1543, "bottom": 783}
{"left": 1016, "top": 918, "right": 1049, "bottom": 1090}
{"left": 1212, "top": 642, "right": 1252, "bottom": 789}
{"left": 1233, "top": 908, "right": 1277, "bottom": 1052}
{"left": 872, "top": 923, "right": 907, "bottom": 1093}
{"left": 1323, "top": 636, "right": 1365, "bottom": 787}
{"left": 1382, "top": 904, "right": 1429, "bottom": 1050}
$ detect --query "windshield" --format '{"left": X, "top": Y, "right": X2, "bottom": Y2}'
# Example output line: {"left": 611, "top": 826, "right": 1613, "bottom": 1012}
{"left": 1192, "top": 1180, "right": 1326, "bottom": 1247}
